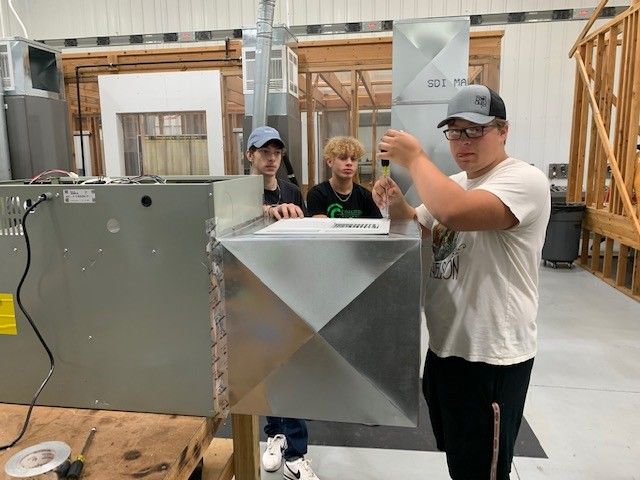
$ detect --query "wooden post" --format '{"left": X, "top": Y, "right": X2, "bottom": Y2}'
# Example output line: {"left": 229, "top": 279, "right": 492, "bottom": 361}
{"left": 591, "top": 233, "right": 603, "bottom": 272}
{"left": 603, "top": 237, "right": 615, "bottom": 278}
{"left": 623, "top": 12, "right": 640, "bottom": 207}
{"left": 306, "top": 73, "right": 316, "bottom": 189}
{"left": 89, "top": 116, "right": 103, "bottom": 176}
{"left": 371, "top": 109, "right": 378, "bottom": 180}
{"left": 585, "top": 36, "right": 606, "bottom": 207}
{"left": 580, "top": 229, "right": 591, "bottom": 265}
{"left": 350, "top": 70, "right": 360, "bottom": 183}
{"left": 616, "top": 243, "right": 629, "bottom": 286}
{"left": 635, "top": 152, "right": 640, "bottom": 217}
{"left": 611, "top": 19, "right": 629, "bottom": 215}
{"left": 350, "top": 70, "right": 360, "bottom": 137}
{"left": 221, "top": 75, "right": 236, "bottom": 175}
{"left": 231, "top": 414, "right": 260, "bottom": 480}
{"left": 633, "top": 249, "right": 640, "bottom": 295}
{"left": 569, "top": 0, "right": 610, "bottom": 58}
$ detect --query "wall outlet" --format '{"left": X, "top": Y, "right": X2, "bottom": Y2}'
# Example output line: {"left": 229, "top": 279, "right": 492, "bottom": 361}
{"left": 548, "top": 163, "right": 569, "bottom": 179}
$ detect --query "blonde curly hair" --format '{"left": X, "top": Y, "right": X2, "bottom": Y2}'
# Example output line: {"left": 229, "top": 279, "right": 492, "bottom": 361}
{"left": 323, "top": 136, "right": 365, "bottom": 161}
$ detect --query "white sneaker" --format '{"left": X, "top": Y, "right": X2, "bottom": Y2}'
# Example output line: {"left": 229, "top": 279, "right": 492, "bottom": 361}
{"left": 262, "top": 434, "right": 287, "bottom": 472}
{"left": 283, "top": 457, "right": 320, "bottom": 480}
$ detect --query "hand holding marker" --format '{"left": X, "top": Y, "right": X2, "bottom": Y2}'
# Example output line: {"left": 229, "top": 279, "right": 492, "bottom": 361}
{"left": 381, "top": 159, "right": 390, "bottom": 177}
{"left": 379, "top": 129, "right": 402, "bottom": 218}
{"left": 380, "top": 159, "right": 391, "bottom": 217}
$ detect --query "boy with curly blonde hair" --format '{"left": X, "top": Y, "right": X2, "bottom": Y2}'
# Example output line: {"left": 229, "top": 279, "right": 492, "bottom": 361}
{"left": 307, "top": 136, "right": 381, "bottom": 218}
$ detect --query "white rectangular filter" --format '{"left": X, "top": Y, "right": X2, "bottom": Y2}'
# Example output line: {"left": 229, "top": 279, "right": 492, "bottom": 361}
{"left": 255, "top": 218, "right": 391, "bottom": 235}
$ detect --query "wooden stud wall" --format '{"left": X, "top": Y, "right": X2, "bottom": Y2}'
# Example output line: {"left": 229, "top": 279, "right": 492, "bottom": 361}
{"left": 568, "top": 2, "right": 640, "bottom": 301}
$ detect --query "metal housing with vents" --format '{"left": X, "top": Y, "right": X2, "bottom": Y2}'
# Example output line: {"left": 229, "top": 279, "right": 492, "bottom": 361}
{"left": 0, "top": 176, "right": 262, "bottom": 417}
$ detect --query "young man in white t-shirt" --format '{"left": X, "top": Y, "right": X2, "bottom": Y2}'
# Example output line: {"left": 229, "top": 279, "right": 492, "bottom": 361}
{"left": 372, "top": 85, "right": 550, "bottom": 480}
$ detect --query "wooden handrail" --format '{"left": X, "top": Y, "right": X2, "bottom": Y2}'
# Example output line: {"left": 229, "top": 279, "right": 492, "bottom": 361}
{"left": 569, "top": 0, "right": 610, "bottom": 58}
{"left": 575, "top": 50, "right": 640, "bottom": 238}
{"left": 579, "top": 2, "right": 640, "bottom": 48}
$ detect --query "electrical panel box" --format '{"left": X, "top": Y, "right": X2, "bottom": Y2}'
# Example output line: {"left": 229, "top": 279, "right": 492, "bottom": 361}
{"left": 548, "top": 163, "right": 569, "bottom": 180}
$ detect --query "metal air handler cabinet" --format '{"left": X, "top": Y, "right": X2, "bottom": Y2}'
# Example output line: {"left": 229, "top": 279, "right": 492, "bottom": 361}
{"left": 0, "top": 176, "right": 421, "bottom": 427}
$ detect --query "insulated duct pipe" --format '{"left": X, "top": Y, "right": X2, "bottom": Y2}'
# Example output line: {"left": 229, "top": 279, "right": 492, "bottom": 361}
{"left": 251, "top": 0, "right": 276, "bottom": 131}
{"left": 0, "top": 85, "right": 11, "bottom": 180}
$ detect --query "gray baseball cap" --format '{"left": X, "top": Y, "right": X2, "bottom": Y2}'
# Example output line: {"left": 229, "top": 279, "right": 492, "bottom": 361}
{"left": 437, "top": 84, "right": 507, "bottom": 128}
{"left": 246, "top": 126, "right": 285, "bottom": 149}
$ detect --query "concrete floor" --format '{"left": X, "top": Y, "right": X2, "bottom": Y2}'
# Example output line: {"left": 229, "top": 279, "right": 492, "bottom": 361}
{"left": 261, "top": 266, "right": 640, "bottom": 480}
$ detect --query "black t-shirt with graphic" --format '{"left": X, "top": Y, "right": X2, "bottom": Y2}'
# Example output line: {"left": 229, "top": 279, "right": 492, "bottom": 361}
{"left": 306, "top": 180, "right": 382, "bottom": 218}
{"left": 263, "top": 178, "right": 308, "bottom": 216}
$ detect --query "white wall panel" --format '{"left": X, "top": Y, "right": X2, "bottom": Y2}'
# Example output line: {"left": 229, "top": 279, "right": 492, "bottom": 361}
{"left": 0, "top": 0, "right": 630, "bottom": 39}
{"left": 99, "top": 70, "right": 225, "bottom": 176}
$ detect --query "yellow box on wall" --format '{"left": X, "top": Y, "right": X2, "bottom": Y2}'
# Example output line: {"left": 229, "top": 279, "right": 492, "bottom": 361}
{"left": 0, "top": 293, "right": 17, "bottom": 335}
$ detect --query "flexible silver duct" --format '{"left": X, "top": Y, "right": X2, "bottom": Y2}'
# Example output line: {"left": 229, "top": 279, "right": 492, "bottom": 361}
{"left": 0, "top": 85, "right": 11, "bottom": 181}
{"left": 251, "top": 0, "right": 276, "bottom": 131}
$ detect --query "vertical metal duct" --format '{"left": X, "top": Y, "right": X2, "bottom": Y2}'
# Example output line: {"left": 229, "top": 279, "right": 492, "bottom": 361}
{"left": 391, "top": 18, "right": 470, "bottom": 205}
{"left": 251, "top": 0, "right": 277, "bottom": 130}
{"left": 0, "top": 85, "right": 11, "bottom": 181}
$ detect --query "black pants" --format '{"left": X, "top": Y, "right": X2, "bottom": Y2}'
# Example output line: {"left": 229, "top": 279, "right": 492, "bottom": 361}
{"left": 264, "top": 417, "right": 308, "bottom": 461}
{"left": 423, "top": 350, "right": 534, "bottom": 480}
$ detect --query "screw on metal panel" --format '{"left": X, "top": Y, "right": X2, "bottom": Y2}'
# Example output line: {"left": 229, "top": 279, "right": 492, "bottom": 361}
{"left": 13, "top": 248, "right": 18, "bottom": 253}
{"left": 152, "top": 249, "right": 157, "bottom": 254}
{"left": 209, "top": 192, "right": 213, "bottom": 197}
{"left": 98, "top": 249, "right": 103, "bottom": 253}
{"left": 64, "top": 248, "right": 69, "bottom": 253}
{"left": 88, "top": 336, "right": 93, "bottom": 340}
{"left": 55, "top": 192, "right": 60, "bottom": 197}
{"left": 82, "top": 267, "right": 86, "bottom": 271}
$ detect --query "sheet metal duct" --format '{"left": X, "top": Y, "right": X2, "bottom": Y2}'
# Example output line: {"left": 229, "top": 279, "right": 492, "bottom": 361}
{"left": 252, "top": 0, "right": 277, "bottom": 130}
{"left": 391, "top": 18, "right": 470, "bottom": 205}
{"left": 0, "top": 85, "right": 10, "bottom": 181}
{"left": 217, "top": 220, "right": 422, "bottom": 426}
{"left": 242, "top": 26, "right": 302, "bottom": 185}
{"left": 0, "top": 38, "right": 72, "bottom": 179}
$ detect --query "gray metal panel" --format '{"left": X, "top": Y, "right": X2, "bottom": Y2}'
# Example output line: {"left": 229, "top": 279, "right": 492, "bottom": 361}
{"left": 0, "top": 89, "right": 11, "bottom": 181}
{"left": 220, "top": 219, "right": 422, "bottom": 426}
{"left": 244, "top": 93, "right": 288, "bottom": 116}
{"left": 6, "top": 95, "right": 72, "bottom": 179}
{"left": 0, "top": 176, "right": 262, "bottom": 416}
{"left": 392, "top": 18, "right": 469, "bottom": 205}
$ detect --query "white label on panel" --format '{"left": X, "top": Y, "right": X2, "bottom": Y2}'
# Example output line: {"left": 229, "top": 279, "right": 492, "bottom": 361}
{"left": 63, "top": 189, "right": 96, "bottom": 204}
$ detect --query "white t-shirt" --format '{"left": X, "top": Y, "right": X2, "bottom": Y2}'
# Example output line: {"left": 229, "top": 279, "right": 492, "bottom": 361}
{"left": 415, "top": 157, "right": 550, "bottom": 365}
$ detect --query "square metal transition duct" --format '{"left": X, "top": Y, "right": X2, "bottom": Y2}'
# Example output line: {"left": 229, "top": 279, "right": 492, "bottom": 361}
{"left": 217, "top": 219, "right": 422, "bottom": 427}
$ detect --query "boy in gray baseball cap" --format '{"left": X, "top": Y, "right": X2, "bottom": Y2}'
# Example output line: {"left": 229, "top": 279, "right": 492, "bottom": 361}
{"left": 436, "top": 84, "right": 507, "bottom": 128}
{"left": 372, "top": 84, "right": 550, "bottom": 480}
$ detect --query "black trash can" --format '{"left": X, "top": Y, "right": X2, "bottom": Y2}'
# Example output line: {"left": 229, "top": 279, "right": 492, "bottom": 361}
{"left": 542, "top": 200, "right": 586, "bottom": 266}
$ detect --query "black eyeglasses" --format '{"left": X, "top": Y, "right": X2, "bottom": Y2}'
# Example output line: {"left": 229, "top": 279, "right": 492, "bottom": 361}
{"left": 443, "top": 124, "right": 496, "bottom": 141}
